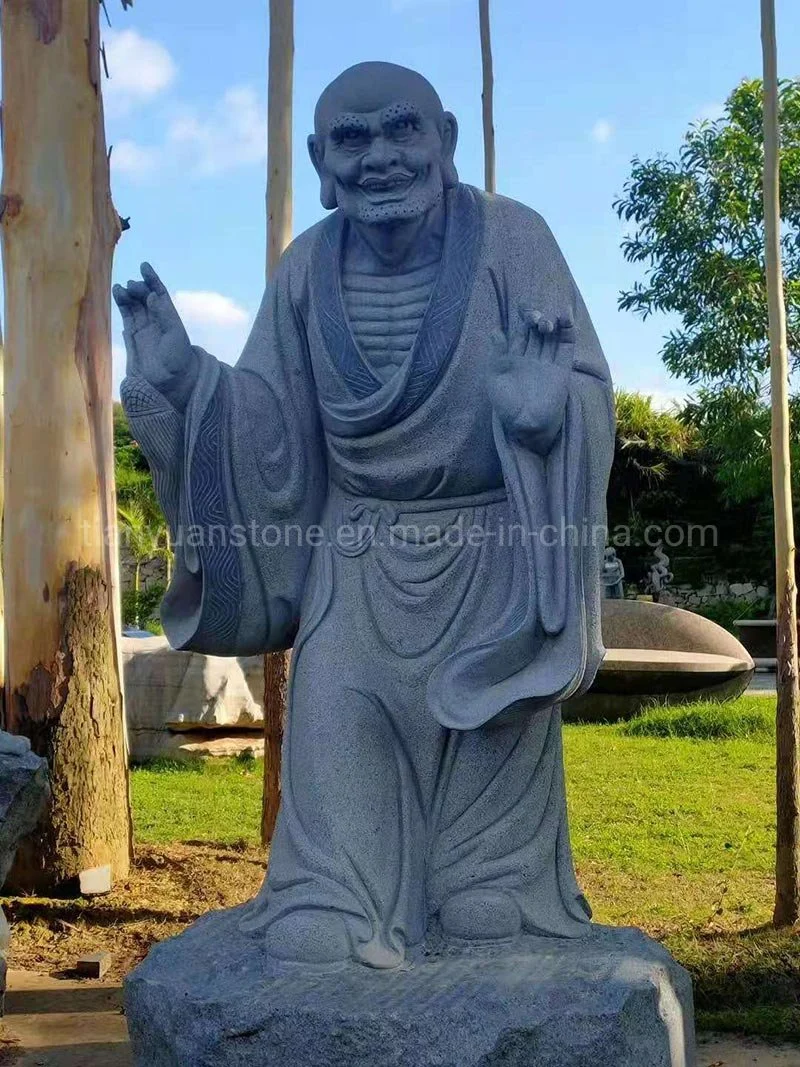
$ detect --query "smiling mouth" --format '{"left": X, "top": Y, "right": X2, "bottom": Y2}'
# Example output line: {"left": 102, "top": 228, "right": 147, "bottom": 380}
{"left": 359, "top": 174, "right": 415, "bottom": 196}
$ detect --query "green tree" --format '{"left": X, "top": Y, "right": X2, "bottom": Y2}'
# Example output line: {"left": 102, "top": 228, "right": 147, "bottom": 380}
{"left": 612, "top": 390, "right": 697, "bottom": 520}
{"left": 683, "top": 387, "right": 800, "bottom": 504}
{"left": 615, "top": 78, "right": 800, "bottom": 389}
{"left": 114, "top": 403, "right": 170, "bottom": 626}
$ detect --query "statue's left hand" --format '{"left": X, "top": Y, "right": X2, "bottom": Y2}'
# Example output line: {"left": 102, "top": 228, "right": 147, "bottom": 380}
{"left": 488, "top": 308, "right": 573, "bottom": 454}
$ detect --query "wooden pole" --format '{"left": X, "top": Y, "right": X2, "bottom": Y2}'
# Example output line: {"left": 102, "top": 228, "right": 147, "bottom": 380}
{"left": 761, "top": 0, "right": 800, "bottom": 928}
{"left": 479, "top": 0, "right": 496, "bottom": 194}
{"left": 262, "top": 0, "right": 294, "bottom": 848}
{"left": 267, "top": 0, "right": 294, "bottom": 280}
{"left": 1, "top": 0, "right": 132, "bottom": 892}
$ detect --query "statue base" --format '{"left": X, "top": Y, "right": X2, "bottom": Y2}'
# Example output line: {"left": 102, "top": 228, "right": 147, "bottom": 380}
{"left": 125, "top": 906, "right": 696, "bottom": 1066}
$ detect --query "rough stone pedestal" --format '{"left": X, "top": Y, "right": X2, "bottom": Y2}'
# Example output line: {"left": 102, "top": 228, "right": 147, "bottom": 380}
{"left": 125, "top": 906, "right": 695, "bottom": 1067}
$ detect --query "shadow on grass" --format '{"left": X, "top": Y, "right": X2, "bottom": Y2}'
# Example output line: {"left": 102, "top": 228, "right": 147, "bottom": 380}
{"left": 668, "top": 924, "right": 800, "bottom": 1039}
{"left": 3, "top": 900, "right": 202, "bottom": 928}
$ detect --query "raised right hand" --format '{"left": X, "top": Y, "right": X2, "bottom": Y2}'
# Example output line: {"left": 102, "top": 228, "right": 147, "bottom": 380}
{"left": 113, "top": 263, "right": 197, "bottom": 409}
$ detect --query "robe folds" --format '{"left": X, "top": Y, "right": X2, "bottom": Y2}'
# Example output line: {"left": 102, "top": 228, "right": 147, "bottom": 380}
{"left": 122, "top": 183, "right": 615, "bottom": 966}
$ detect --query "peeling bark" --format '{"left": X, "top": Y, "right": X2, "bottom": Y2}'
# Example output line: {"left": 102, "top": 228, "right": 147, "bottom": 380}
{"left": 9, "top": 567, "right": 130, "bottom": 892}
{"left": 26, "top": 0, "right": 62, "bottom": 45}
{"left": 775, "top": 583, "right": 800, "bottom": 925}
{"left": 1, "top": 0, "right": 132, "bottom": 892}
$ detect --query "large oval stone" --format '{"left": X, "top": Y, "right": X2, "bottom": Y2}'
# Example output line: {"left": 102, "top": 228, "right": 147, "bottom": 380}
{"left": 563, "top": 600, "right": 754, "bottom": 722}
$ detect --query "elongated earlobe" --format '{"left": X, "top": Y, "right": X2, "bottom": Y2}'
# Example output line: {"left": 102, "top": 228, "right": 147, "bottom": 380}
{"left": 320, "top": 175, "right": 338, "bottom": 210}
{"left": 442, "top": 159, "right": 459, "bottom": 190}
{"left": 308, "top": 134, "right": 338, "bottom": 210}
{"left": 441, "top": 111, "right": 459, "bottom": 190}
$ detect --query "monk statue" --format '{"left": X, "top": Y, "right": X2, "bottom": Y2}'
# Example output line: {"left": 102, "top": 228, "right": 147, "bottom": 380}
{"left": 116, "top": 61, "right": 615, "bottom": 971}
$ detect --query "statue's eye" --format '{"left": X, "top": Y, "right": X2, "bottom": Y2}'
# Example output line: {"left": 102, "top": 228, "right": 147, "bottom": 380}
{"left": 391, "top": 118, "right": 414, "bottom": 135}
{"left": 342, "top": 127, "right": 366, "bottom": 144}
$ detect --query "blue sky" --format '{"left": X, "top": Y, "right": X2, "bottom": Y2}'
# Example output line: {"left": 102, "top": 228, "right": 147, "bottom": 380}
{"left": 104, "top": 0, "right": 800, "bottom": 402}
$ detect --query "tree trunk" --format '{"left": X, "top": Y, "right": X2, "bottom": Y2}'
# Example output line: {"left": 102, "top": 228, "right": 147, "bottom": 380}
{"left": 134, "top": 562, "right": 141, "bottom": 628}
{"left": 261, "top": 0, "right": 294, "bottom": 847}
{"left": 165, "top": 529, "right": 173, "bottom": 585}
{"left": 761, "top": 0, "right": 800, "bottom": 928}
{"left": 1, "top": 0, "right": 132, "bottom": 893}
{"left": 261, "top": 646, "right": 287, "bottom": 846}
{"left": 267, "top": 0, "right": 294, "bottom": 280}
{"left": 479, "top": 0, "right": 496, "bottom": 194}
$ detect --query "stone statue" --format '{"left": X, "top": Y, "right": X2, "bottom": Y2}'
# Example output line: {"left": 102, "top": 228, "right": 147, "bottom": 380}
{"left": 119, "top": 62, "right": 694, "bottom": 1066}
{"left": 602, "top": 546, "right": 625, "bottom": 599}
{"left": 647, "top": 543, "right": 674, "bottom": 603}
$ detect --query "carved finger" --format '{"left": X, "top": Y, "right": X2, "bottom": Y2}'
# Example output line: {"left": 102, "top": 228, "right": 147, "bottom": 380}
{"left": 554, "top": 314, "right": 576, "bottom": 366}
{"left": 126, "top": 280, "right": 151, "bottom": 304}
{"left": 519, "top": 307, "right": 547, "bottom": 363}
{"left": 113, "top": 285, "right": 135, "bottom": 325}
{"left": 490, "top": 327, "right": 513, "bottom": 373}
{"left": 141, "top": 262, "right": 167, "bottom": 296}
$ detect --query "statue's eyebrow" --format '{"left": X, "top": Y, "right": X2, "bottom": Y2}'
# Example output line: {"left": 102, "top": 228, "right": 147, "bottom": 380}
{"left": 380, "top": 102, "right": 423, "bottom": 129}
{"left": 328, "top": 113, "right": 370, "bottom": 138}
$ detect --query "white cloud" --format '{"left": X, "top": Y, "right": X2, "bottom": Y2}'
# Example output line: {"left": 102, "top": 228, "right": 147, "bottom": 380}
{"left": 168, "top": 87, "right": 266, "bottom": 176}
{"left": 590, "top": 119, "right": 615, "bottom": 145}
{"left": 103, "top": 29, "right": 177, "bottom": 117}
{"left": 173, "top": 291, "right": 250, "bottom": 328}
{"left": 111, "top": 139, "right": 161, "bottom": 180}
{"left": 647, "top": 389, "right": 688, "bottom": 412}
{"left": 695, "top": 101, "right": 725, "bottom": 124}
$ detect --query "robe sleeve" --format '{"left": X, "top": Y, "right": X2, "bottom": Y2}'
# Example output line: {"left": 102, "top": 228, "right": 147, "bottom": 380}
{"left": 120, "top": 245, "right": 327, "bottom": 656}
{"left": 429, "top": 205, "right": 614, "bottom": 729}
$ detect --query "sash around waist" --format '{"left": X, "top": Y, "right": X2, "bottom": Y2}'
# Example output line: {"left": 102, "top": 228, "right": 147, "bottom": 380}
{"left": 325, "top": 485, "right": 510, "bottom": 558}
{"left": 329, "top": 484, "right": 508, "bottom": 520}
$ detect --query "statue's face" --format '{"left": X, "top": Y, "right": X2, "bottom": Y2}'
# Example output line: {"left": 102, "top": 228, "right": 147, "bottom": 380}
{"left": 309, "top": 67, "right": 458, "bottom": 225}
{"left": 317, "top": 102, "right": 450, "bottom": 223}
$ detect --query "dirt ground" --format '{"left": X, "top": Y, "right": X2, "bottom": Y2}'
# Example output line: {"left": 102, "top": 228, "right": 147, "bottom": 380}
{"left": 2, "top": 842, "right": 265, "bottom": 982}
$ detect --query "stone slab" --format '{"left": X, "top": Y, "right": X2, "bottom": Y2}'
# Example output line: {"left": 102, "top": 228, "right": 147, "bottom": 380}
{"left": 125, "top": 907, "right": 695, "bottom": 1067}
{"left": 122, "top": 637, "right": 267, "bottom": 761}
{"left": 601, "top": 649, "right": 753, "bottom": 674}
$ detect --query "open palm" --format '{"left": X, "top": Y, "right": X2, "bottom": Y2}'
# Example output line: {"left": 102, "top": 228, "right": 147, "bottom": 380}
{"left": 113, "top": 263, "right": 196, "bottom": 404}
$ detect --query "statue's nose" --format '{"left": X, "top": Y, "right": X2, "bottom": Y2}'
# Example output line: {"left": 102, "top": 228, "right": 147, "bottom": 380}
{"left": 362, "top": 136, "right": 400, "bottom": 172}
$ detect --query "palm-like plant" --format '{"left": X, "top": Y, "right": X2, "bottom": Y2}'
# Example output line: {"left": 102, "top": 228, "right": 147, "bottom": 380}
{"left": 117, "top": 496, "right": 163, "bottom": 627}
{"left": 611, "top": 391, "right": 698, "bottom": 532}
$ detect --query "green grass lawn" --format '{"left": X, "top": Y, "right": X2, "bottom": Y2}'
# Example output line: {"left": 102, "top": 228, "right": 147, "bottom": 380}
{"left": 130, "top": 694, "right": 797, "bottom": 1041}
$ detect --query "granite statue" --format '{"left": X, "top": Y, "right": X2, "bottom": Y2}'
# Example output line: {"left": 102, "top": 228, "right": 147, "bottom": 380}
{"left": 118, "top": 60, "right": 695, "bottom": 1067}
{"left": 602, "top": 546, "right": 625, "bottom": 599}
{"left": 117, "top": 60, "right": 613, "bottom": 967}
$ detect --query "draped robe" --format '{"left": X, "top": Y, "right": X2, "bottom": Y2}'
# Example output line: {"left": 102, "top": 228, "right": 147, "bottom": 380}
{"left": 122, "top": 183, "right": 615, "bottom": 967}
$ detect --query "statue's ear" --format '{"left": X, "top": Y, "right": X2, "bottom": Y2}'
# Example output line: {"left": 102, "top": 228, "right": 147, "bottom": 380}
{"left": 440, "top": 111, "right": 459, "bottom": 189}
{"left": 307, "top": 134, "right": 337, "bottom": 210}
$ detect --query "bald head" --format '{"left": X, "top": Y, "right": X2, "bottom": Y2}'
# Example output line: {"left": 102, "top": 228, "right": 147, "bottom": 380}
{"left": 315, "top": 62, "right": 445, "bottom": 137}
{"left": 308, "top": 61, "right": 459, "bottom": 222}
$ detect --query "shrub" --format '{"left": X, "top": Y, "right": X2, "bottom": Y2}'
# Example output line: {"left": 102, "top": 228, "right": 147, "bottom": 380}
{"left": 691, "top": 597, "right": 772, "bottom": 634}
{"left": 122, "top": 581, "right": 166, "bottom": 632}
